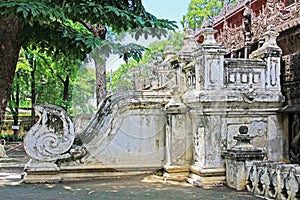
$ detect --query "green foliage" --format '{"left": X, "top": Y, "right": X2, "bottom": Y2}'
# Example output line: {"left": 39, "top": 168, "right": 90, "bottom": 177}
{"left": 9, "top": 47, "right": 82, "bottom": 112}
{"left": 182, "top": 0, "right": 224, "bottom": 29}
{"left": 71, "top": 65, "right": 96, "bottom": 115}
{"left": 144, "top": 32, "right": 184, "bottom": 61}
{"left": 10, "top": 47, "right": 96, "bottom": 115}
{"left": 0, "top": 0, "right": 176, "bottom": 123}
{"left": 111, "top": 31, "right": 184, "bottom": 92}
{"left": 8, "top": 49, "right": 33, "bottom": 111}
{"left": 111, "top": 61, "right": 135, "bottom": 92}
{"left": 13, "top": 49, "right": 32, "bottom": 109}
{"left": 1, "top": 0, "right": 177, "bottom": 60}
{"left": 34, "top": 52, "right": 80, "bottom": 110}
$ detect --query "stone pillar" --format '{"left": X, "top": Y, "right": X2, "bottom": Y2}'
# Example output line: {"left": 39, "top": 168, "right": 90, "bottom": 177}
{"left": 163, "top": 97, "right": 192, "bottom": 181}
{"left": 193, "top": 23, "right": 227, "bottom": 90}
{"left": 187, "top": 114, "right": 226, "bottom": 188}
{"left": 222, "top": 126, "right": 265, "bottom": 190}
{"left": 250, "top": 25, "right": 282, "bottom": 92}
{"left": 185, "top": 22, "right": 228, "bottom": 188}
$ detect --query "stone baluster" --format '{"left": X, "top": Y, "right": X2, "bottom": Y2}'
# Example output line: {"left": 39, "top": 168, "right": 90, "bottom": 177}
{"left": 267, "top": 163, "right": 286, "bottom": 198}
{"left": 258, "top": 163, "right": 272, "bottom": 196}
{"left": 246, "top": 161, "right": 300, "bottom": 199}
{"left": 247, "top": 162, "right": 260, "bottom": 193}
{"left": 285, "top": 167, "right": 300, "bottom": 200}
{"left": 275, "top": 164, "right": 296, "bottom": 200}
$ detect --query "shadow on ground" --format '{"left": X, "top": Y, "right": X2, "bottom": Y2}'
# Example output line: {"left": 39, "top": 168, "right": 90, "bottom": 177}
{"left": 0, "top": 173, "right": 261, "bottom": 200}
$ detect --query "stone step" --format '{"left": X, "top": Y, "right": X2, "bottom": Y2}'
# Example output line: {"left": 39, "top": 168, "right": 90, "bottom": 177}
{"left": 0, "top": 142, "right": 29, "bottom": 170}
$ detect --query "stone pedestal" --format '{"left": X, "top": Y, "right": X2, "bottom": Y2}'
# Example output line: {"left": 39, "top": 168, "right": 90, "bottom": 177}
{"left": 187, "top": 165, "right": 226, "bottom": 188}
{"left": 22, "top": 160, "right": 61, "bottom": 183}
{"left": 222, "top": 126, "right": 266, "bottom": 190}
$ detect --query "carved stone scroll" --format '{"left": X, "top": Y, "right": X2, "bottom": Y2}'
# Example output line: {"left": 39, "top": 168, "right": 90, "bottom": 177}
{"left": 24, "top": 104, "right": 75, "bottom": 162}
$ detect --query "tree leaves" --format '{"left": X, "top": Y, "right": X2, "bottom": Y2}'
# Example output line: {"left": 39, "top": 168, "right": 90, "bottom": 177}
{"left": 1, "top": 0, "right": 178, "bottom": 62}
{"left": 182, "top": 0, "right": 224, "bottom": 29}
{"left": 1, "top": 0, "right": 66, "bottom": 26}
{"left": 110, "top": 31, "right": 184, "bottom": 92}
{"left": 1, "top": 0, "right": 179, "bottom": 116}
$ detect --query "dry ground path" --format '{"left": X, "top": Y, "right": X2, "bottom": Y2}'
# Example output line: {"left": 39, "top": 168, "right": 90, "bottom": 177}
{"left": 0, "top": 142, "right": 261, "bottom": 200}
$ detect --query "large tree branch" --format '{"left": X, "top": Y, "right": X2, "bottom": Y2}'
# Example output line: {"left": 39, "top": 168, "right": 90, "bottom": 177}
{"left": 79, "top": 20, "right": 107, "bottom": 40}
{"left": 38, "top": 54, "right": 65, "bottom": 84}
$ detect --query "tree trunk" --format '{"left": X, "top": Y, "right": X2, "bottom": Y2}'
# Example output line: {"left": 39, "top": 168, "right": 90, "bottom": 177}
{"left": 12, "top": 72, "right": 20, "bottom": 140}
{"left": 79, "top": 22, "right": 107, "bottom": 107}
{"left": 30, "top": 56, "right": 36, "bottom": 126}
{"left": 95, "top": 57, "right": 107, "bottom": 106}
{"left": 63, "top": 75, "right": 70, "bottom": 111}
{"left": 0, "top": 15, "right": 24, "bottom": 134}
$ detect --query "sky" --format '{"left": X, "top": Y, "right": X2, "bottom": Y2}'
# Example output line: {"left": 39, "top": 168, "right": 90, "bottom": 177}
{"left": 106, "top": 0, "right": 190, "bottom": 71}
{"left": 143, "top": 0, "right": 190, "bottom": 29}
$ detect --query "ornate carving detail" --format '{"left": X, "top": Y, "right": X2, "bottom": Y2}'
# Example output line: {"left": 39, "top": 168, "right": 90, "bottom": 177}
{"left": 291, "top": 114, "right": 300, "bottom": 164}
{"left": 213, "top": 0, "right": 300, "bottom": 52}
{"left": 24, "top": 104, "right": 75, "bottom": 162}
{"left": 194, "top": 126, "right": 205, "bottom": 163}
{"left": 286, "top": 168, "right": 299, "bottom": 200}
{"left": 216, "top": 21, "right": 245, "bottom": 51}
{"left": 247, "top": 161, "right": 300, "bottom": 199}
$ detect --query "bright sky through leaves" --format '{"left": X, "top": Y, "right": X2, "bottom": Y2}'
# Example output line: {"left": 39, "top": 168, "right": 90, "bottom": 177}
{"left": 106, "top": 0, "right": 190, "bottom": 71}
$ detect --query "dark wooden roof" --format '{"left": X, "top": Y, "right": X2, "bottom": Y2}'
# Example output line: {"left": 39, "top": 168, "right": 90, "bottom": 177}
{"left": 195, "top": 0, "right": 300, "bottom": 55}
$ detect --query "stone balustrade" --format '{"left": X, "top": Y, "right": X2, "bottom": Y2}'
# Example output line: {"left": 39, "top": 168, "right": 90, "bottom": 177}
{"left": 22, "top": 23, "right": 286, "bottom": 191}
{"left": 247, "top": 161, "right": 300, "bottom": 199}
{"left": 224, "top": 58, "right": 266, "bottom": 91}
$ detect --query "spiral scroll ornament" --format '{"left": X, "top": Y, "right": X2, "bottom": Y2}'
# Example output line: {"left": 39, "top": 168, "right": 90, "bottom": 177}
{"left": 24, "top": 104, "right": 75, "bottom": 162}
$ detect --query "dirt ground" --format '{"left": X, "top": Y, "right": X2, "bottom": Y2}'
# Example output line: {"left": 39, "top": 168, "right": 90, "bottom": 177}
{"left": 0, "top": 143, "right": 261, "bottom": 200}
{"left": 0, "top": 169, "right": 262, "bottom": 200}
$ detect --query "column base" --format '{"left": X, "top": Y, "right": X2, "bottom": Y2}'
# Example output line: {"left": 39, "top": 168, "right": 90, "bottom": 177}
{"left": 163, "top": 165, "right": 190, "bottom": 181}
{"left": 187, "top": 165, "right": 226, "bottom": 188}
{"left": 22, "top": 160, "right": 61, "bottom": 183}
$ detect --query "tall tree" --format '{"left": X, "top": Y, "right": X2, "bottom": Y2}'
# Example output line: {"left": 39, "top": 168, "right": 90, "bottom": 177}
{"left": 182, "top": 0, "right": 223, "bottom": 29}
{"left": 0, "top": 15, "right": 24, "bottom": 134}
{"left": 0, "top": 0, "right": 176, "bottom": 133}
{"left": 8, "top": 48, "right": 32, "bottom": 138}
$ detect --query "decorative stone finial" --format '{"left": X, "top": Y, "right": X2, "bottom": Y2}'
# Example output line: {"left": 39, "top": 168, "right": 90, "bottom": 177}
{"left": 200, "top": 18, "right": 217, "bottom": 45}
{"left": 249, "top": 24, "right": 282, "bottom": 58}
{"left": 233, "top": 126, "right": 255, "bottom": 149}
{"left": 264, "top": 25, "right": 279, "bottom": 47}
{"left": 203, "top": 17, "right": 213, "bottom": 28}
{"left": 24, "top": 104, "right": 75, "bottom": 162}
{"left": 185, "top": 20, "right": 193, "bottom": 36}
{"left": 239, "top": 126, "right": 248, "bottom": 134}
